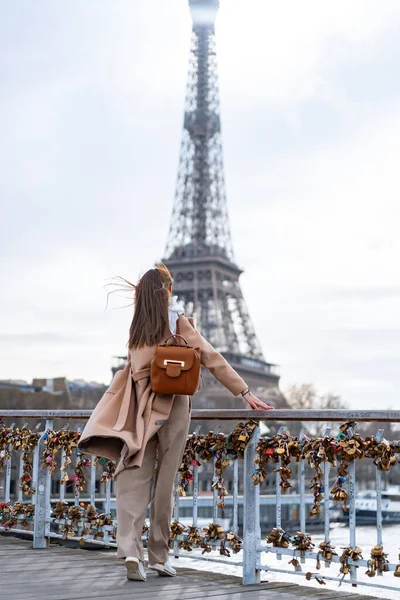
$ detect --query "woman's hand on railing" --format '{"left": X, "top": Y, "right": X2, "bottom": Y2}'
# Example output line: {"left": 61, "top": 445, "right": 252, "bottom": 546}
{"left": 242, "top": 390, "right": 274, "bottom": 412}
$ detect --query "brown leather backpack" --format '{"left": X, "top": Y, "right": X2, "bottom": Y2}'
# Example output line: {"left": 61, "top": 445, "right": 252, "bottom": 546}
{"left": 150, "top": 334, "right": 201, "bottom": 395}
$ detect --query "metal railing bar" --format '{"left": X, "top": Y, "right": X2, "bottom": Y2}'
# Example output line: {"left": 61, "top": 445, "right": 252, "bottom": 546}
{"left": 16, "top": 422, "right": 28, "bottom": 503}
{"left": 49, "top": 519, "right": 114, "bottom": 530}
{"left": 322, "top": 425, "right": 331, "bottom": 555}
{"left": 275, "top": 424, "right": 286, "bottom": 563}
{"left": 232, "top": 458, "right": 238, "bottom": 534}
{"left": 212, "top": 453, "right": 218, "bottom": 523}
{"left": 275, "top": 454, "right": 282, "bottom": 563}
{"left": 2, "top": 409, "right": 400, "bottom": 421}
{"left": 256, "top": 564, "right": 400, "bottom": 593}
{"left": 4, "top": 424, "right": 14, "bottom": 504}
{"left": 258, "top": 545, "right": 398, "bottom": 570}
{"left": 348, "top": 435, "right": 357, "bottom": 584}
{"left": 33, "top": 419, "right": 53, "bottom": 548}
{"left": 173, "top": 471, "right": 180, "bottom": 558}
{"left": 31, "top": 433, "right": 40, "bottom": 508}
{"left": 323, "top": 426, "right": 332, "bottom": 567}
{"left": 45, "top": 531, "right": 117, "bottom": 547}
{"left": 191, "top": 424, "right": 201, "bottom": 528}
{"left": 243, "top": 423, "right": 261, "bottom": 584}
{"left": 212, "top": 425, "right": 220, "bottom": 523}
{"left": 59, "top": 423, "right": 69, "bottom": 503}
{"left": 90, "top": 457, "right": 96, "bottom": 508}
{"left": 298, "top": 427, "right": 307, "bottom": 540}
{"left": 44, "top": 419, "right": 54, "bottom": 537}
{"left": 323, "top": 461, "right": 331, "bottom": 567}
{"left": 0, "top": 527, "right": 34, "bottom": 536}
{"left": 59, "top": 448, "right": 67, "bottom": 502}
{"left": 375, "top": 428, "right": 384, "bottom": 550}
{"left": 299, "top": 459, "right": 306, "bottom": 565}
{"left": 192, "top": 455, "right": 199, "bottom": 527}
{"left": 104, "top": 478, "right": 111, "bottom": 543}
{"left": 5, "top": 452, "right": 11, "bottom": 504}
{"left": 104, "top": 478, "right": 111, "bottom": 515}
{"left": 167, "top": 552, "right": 243, "bottom": 566}
{"left": 74, "top": 425, "right": 83, "bottom": 507}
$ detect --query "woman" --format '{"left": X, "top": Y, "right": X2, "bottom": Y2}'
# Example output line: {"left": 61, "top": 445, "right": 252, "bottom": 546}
{"left": 78, "top": 263, "right": 273, "bottom": 582}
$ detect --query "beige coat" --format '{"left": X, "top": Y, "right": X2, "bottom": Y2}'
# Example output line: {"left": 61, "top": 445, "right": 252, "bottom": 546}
{"left": 77, "top": 315, "right": 247, "bottom": 476}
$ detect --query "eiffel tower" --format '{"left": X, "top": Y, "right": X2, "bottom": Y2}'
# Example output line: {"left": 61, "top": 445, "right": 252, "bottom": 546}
{"left": 163, "top": 0, "right": 285, "bottom": 411}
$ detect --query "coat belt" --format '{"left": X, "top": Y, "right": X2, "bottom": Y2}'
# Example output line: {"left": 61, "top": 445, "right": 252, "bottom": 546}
{"left": 112, "top": 366, "right": 151, "bottom": 432}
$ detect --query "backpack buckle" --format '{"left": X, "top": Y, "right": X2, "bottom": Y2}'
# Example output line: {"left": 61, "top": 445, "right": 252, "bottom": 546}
{"left": 163, "top": 359, "right": 185, "bottom": 367}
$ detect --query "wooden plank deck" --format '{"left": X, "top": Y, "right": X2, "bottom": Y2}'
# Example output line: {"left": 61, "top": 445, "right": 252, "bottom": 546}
{"left": 0, "top": 535, "right": 379, "bottom": 600}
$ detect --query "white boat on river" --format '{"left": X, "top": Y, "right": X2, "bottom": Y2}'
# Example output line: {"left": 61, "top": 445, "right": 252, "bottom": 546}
{"left": 343, "top": 486, "right": 400, "bottom": 524}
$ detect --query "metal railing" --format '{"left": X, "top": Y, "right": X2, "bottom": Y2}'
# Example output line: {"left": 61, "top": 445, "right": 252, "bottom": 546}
{"left": 1, "top": 409, "right": 400, "bottom": 594}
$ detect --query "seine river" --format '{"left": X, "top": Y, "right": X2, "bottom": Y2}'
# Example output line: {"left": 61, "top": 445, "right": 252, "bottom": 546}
{"left": 168, "top": 523, "right": 400, "bottom": 599}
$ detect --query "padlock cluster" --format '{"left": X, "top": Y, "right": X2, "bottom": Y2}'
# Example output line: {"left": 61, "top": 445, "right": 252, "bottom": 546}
{"left": 0, "top": 501, "right": 35, "bottom": 530}
{"left": 49, "top": 500, "right": 244, "bottom": 556}
{"left": 266, "top": 527, "right": 293, "bottom": 548}
{"left": 0, "top": 425, "right": 41, "bottom": 495}
{"left": 292, "top": 531, "right": 315, "bottom": 554}
{"left": 51, "top": 501, "right": 115, "bottom": 542}
{"left": 0, "top": 422, "right": 118, "bottom": 498}
{"left": 253, "top": 422, "right": 400, "bottom": 519}
{"left": 169, "top": 519, "right": 242, "bottom": 556}
{"left": 366, "top": 545, "right": 390, "bottom": 577}
{"left": 339, "top": 545, "right": 363, "bottom": 577}
{"left": 177, "top": 420, "right": 258, "bottom": 513}
{"left": 318, "top": 540, "right": 337, "bottom": 562}
{"left": 266, "top": 528, "right": 400, "bottom": 580}
{"left": 3, "top": 420, "right": 400, "bottom": 513}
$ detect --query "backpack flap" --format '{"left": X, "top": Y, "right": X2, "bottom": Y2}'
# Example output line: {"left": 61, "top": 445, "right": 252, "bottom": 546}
{"left": 155, "top": 346, "right": 199, "bottom": 376}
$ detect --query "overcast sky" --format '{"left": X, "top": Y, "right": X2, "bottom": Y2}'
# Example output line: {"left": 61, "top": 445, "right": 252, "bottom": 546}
{"left": 1, "top": 0, "right": 399, "bottom": 410}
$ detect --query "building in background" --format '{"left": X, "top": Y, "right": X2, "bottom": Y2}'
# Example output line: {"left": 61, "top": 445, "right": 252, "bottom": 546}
{"left": 0, "top": 378, "right": 106, "bottom": 411}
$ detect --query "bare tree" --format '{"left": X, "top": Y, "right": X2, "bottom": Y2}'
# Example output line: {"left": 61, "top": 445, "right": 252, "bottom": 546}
{"left": 285, "top": 383, "right": 348, "bottom": 437}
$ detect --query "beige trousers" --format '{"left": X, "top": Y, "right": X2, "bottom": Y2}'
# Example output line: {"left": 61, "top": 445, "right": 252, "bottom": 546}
{"left": 115, "top": 394, "right": 191, "bottom": 564}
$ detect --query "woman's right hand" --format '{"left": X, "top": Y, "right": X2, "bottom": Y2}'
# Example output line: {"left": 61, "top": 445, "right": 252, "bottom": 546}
{"left": 243, "top": 391, "right": 274, "bottom": 412}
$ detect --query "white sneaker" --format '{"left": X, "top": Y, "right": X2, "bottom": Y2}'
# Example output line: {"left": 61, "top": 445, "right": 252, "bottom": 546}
{"left": 125, "top": 556, "right": 146, "bottom": 581}
{"left": 148, "top": 560, "right": 176, "bottom": 577}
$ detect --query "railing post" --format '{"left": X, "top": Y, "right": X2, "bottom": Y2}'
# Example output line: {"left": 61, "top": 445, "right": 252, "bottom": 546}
{"left": 212, "top": 425, "right": 220, "bottom": 524}
{"left": 232, "top": 457, "right": 239, "bottom": 534}
{"left": 323, "top": 427, "right": 331, "bottom": 566}
{"left": 59, "top": 423, "right": 69, "bottom": 502}
{"left": 375, "top": 429, "right": 384, "bottom": 564}
{"left": 4, "top": 424, "right": 15, "bottom": 504}
{"left": 347, "top": 426, "right": 357, "bottom": 586}
{"left": 173, "top": 471, "right": 180, "bottom": 558}
{"left": 33, "top": 419, "right": 53, "bottom": 549}
{"left": 243, "top": 423, "right": 260, "bottom": 585}
{"left": 298, "top": 428, "right": 307, "bottom": 531}
{"left": 192, "top": 425, "right": 201, "bottom": 528}
{"left": 74, "top": 425, "right": 83, "bottom": 506}
{"left": 298, "top": 427, "right": 307, "bottom": 564}
{"left": 275, "top": 426, "right": 286, "bottom": 562}
{"left": 17, "top": 422, "right": 28, "bottom": 502}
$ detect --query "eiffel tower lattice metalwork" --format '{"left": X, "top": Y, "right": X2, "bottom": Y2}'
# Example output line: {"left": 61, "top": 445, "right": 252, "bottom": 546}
{"left": 163, "top": 0, "right": 283, "bottom": 399}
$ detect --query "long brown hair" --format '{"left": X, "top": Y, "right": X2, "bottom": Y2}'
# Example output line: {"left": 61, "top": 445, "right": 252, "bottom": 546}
{"left": 127, "top": 263, "right": 173, "bottom": 349}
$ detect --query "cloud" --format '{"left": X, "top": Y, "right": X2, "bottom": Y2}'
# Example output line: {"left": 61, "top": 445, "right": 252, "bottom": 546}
{"left": 0, "top": 332, "right": 103, "bottom": 345}
{"left": 324, "top": 287, "right": 400, "bottom": 300}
